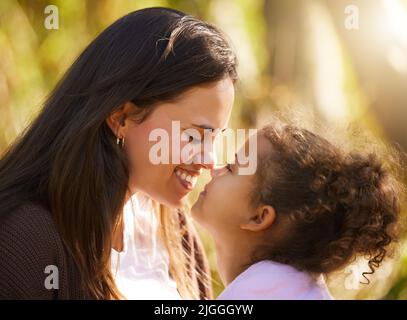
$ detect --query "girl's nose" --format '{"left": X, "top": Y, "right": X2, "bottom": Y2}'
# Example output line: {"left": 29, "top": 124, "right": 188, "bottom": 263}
{"left": 210, "top": 166, "right": 223, "bottom": 178}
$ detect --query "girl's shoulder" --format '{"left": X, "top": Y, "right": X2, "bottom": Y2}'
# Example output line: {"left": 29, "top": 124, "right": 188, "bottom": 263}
{"left": 217, "top": 260, "right": 333, "bottom": 300}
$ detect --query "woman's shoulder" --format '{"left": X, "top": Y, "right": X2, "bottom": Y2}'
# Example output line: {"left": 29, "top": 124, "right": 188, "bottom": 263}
{"left": 0, "top": 201, "right": 67, "bottom": 299}
{"left": 0, "top": 201, "right": 58, "bottom": 240}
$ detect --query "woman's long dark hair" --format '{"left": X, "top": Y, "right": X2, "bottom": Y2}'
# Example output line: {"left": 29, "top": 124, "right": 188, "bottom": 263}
{"left": 0, "top": 7, "right": 237, "bottom": 299}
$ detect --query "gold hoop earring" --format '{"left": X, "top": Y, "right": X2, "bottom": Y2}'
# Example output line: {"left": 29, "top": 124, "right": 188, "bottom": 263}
{"left": 116, "top": 136, "right": 125, "bottom": 148}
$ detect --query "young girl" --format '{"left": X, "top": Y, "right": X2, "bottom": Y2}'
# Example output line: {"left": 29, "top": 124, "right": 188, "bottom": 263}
{"left": 192, "top": 123, "right": 402, "bottom": 299}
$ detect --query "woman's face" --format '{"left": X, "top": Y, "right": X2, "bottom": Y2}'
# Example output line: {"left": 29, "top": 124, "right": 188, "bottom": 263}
{"left": 191, "top": 133, "right": 270, "bottom": 241}
{"left": 122, "top": 77, "right": 235, "bottom": 208}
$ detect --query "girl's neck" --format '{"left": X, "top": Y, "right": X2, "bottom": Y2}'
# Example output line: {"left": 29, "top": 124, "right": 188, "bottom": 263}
{"left": 215, "top": 240, "right": 253, "bottom": 286}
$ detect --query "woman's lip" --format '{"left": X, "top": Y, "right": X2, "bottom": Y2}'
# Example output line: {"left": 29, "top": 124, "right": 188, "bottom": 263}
{"left": 174, "top": 166, "right": 200, "bottom": 192}
{"left": 175, "top": 171, "right": 194, "bottom": 191}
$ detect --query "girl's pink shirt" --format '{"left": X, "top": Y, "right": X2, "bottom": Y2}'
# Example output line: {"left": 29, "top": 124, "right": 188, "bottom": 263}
{"left": 217, "top": 260, "right": 333, "bottom": 300}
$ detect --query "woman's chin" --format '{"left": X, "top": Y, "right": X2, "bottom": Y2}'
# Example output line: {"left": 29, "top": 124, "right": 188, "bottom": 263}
{"left": 143, "top": 189, "right": 188, "bottom": 209}
{"left": 162, "top": 196, "right": 188, "bottom": 209}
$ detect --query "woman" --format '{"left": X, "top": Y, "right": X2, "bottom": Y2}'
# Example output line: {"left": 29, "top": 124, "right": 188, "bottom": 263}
{"left": 0, "top": 7, "right": 237, "bottom": 299}
{"left": 192, "top": 123, "right": 401, "bottom": 299}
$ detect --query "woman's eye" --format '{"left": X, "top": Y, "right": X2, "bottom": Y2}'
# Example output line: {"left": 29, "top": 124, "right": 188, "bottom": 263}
{"left": 188, "top": 135, "right": 202, "bottom": 144}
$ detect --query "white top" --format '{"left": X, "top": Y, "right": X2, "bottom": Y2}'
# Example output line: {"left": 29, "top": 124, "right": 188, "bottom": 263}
{"left": 111, "top": 193, "right": 182, "bottom": 300}
{"left": 217, "top": 260, "right": 333, "bottom": 300}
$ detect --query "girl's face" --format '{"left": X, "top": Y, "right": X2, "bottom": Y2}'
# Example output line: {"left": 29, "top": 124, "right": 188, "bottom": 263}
{"left": 192, "top": 134, "right": 273, "bottom": 242}
{"left": 114, "top": 78, "right": 235, "bottom": 208}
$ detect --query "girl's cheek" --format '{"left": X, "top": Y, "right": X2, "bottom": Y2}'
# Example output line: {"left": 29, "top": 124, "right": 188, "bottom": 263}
{"left": 211, "top": 180, "right": 226, "bottom": 199}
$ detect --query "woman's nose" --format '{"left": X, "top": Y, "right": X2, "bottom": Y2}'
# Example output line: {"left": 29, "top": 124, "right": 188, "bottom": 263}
{"left": 201, "top": 151, "right": 215, "bottom": 170}
{"left": 191, "top": 147, "right": 215, "bottom": 170}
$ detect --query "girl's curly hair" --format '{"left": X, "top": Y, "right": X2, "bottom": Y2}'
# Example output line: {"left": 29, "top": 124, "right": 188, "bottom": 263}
{"left": 251, "top": 124, "right": 403, "bottom": 282}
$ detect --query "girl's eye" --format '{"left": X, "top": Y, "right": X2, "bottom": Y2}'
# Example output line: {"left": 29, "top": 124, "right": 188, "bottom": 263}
{"left": 226, "top": 163, "right": 233, "bottom": 172}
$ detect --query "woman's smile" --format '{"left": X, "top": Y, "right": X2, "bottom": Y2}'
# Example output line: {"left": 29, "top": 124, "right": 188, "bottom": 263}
{"left": 174, "top": 167, "right": 201, "bottom": 191}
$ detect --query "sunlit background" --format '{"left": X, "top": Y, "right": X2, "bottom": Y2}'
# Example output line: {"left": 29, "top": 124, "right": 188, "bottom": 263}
{"left": 1, "top": 0, "right": 406, "bottom": 299}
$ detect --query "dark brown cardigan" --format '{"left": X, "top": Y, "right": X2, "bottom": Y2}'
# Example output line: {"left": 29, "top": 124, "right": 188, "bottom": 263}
{"left": 0, "top": 202, "right": 212, "bottom": 299}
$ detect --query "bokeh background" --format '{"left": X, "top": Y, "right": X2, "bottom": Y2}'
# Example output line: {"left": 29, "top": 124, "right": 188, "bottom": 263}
{"left": 1, "top": 0, "right": 406, "bottom": 299}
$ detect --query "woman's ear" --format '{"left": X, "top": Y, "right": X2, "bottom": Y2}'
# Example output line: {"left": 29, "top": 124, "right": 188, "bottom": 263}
{"left": 240, "top": 205, "right": 276, "bottom": 232}
{"left": 106, "top": 102, "right": 135, "bottom": 136}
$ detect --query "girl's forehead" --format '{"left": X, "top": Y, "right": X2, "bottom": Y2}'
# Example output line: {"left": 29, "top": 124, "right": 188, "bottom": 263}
{"left": 239, "top": 132, "right": 271, "bottom": 157}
